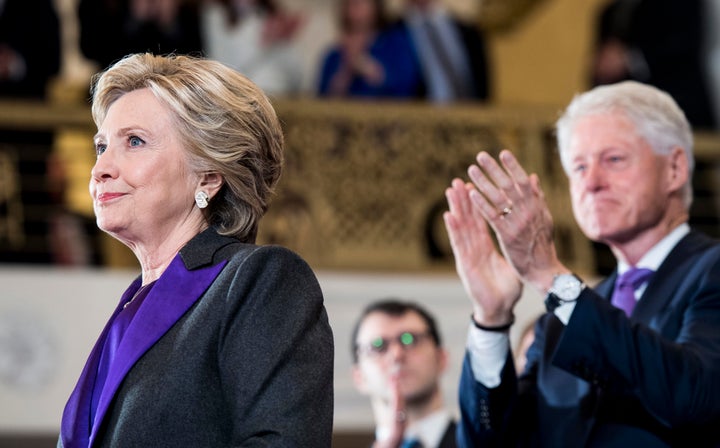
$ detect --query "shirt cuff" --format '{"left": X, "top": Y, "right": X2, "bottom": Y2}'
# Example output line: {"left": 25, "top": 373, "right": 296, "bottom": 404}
{"left": 466, "top": 323, "right": 509, "bottom": 388}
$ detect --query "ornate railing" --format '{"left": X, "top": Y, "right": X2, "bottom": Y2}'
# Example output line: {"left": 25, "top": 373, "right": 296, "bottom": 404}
{"left": 1, "top": 99, "right": 719, "bottom": 277}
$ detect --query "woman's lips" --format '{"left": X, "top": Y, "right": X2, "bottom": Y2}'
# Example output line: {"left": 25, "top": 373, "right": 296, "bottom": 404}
{"left": 96, "top": 192, "right": 126, "bottom": 202}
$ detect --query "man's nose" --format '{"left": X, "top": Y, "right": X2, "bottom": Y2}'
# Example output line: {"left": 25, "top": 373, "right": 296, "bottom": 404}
{"left": 385, "top": 340, "right": 407, "bottom": 360}
{"left": 582, "top": 162, "right": 606, "bottom": 191}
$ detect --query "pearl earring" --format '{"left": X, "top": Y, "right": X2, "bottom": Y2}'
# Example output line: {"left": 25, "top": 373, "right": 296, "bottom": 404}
{"left": 195, "top": 191, "right": 209, "bottom": 209}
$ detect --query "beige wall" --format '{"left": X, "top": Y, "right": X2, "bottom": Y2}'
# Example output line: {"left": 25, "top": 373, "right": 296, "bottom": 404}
{"left": 487, "top": 0, "right": 608, "bottom": 106}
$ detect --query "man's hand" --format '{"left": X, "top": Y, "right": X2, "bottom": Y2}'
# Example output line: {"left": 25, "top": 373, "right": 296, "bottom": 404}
{"left": 465, "top": 150, "right": 567, "bottom": 293}
{"left": 372, "top": 373, "right": 406, "bottom": 448}
{"left": 444, "top": 178, "right": 522, "bottom": 326}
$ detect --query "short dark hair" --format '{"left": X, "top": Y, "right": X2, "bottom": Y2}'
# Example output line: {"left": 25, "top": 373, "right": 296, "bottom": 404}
{"left": 350, "top": 298, "right": 442, "bottom": 363}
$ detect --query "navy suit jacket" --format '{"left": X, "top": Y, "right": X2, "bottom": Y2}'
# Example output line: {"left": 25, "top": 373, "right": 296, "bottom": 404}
{"left": 457, "top": 230, "right": 720, "bottom": 447}
{"left": 59, "top": 228, "right": 334, "bottom": 447}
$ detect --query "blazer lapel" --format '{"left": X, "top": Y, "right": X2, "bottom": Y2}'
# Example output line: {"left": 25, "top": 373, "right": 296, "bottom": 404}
{"left": 60, "top": 277, "right": 141, "bottom": 448}
{"left": 89, "top": 254, "right": 226, "bottom": 445}
{"left": 632, "top": 231, "right": 710, "bottom": 323}
{"left": 593, "top": 273, "right": 615, "bottom": 301}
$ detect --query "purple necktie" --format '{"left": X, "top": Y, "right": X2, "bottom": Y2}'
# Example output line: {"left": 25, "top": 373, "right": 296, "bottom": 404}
{"left": 611, "top": 267, "right": 654, "bottom": 316}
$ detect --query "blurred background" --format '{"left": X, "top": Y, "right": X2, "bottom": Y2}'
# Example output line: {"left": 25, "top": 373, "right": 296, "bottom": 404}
{"left": 2, "top": 0, "right": 720, "bottom": 446}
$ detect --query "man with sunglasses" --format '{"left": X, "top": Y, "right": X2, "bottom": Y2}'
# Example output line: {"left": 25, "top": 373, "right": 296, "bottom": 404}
{"left": 351, "top": 298, "right": 457, "bottom": 448}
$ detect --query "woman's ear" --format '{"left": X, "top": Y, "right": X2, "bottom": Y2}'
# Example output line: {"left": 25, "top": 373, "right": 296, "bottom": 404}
{"left": 199, "top": 172, "right": 224, "bottom": 200}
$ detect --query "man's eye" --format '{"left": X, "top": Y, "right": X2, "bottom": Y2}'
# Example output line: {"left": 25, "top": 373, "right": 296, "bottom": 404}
{"left": 95, "top": 144, "right": 106, "bottom": 156}
{"left": 604, "top": 154, "right": 629, "bottom": 170}
{"left": 400, "top": 332, "right": 415, "bottom": 346}
{"left": 129, "top": 136, "right": 144, "bottom": 147}
{"left": 370, "top": 338, "right": 387, "bottom": 352}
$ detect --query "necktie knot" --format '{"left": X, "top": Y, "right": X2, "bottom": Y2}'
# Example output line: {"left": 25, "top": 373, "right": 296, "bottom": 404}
{"left": 617, "top": 267, "right": 654, "bottom": 289}
{"left": 612, "top": 267, "right": 654, "bottom": 316}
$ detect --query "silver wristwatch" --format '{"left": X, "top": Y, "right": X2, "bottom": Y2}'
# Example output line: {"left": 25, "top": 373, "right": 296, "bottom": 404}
{"left": 544, "top": 273, "right": 585, "bottom": 312}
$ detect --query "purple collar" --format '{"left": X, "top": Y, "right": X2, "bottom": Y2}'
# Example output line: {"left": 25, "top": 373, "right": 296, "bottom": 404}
{"left": 60, "top": 254, "right": 226, "bottom": 447}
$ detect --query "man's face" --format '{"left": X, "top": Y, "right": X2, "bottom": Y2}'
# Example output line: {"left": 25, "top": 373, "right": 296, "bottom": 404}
{"left": 352, "top": 311, "right": 447, "bottom": 406}
{"left": 566, "top": 113, "right": 678, "bottom": 246}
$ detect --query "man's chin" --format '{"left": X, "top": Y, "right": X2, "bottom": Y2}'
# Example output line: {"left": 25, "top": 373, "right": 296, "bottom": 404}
{"left": 404, "top": 384, "right": 438, "bottom": 407}
{"left": 578, "top": 220, "right": 618, "bottom": 242}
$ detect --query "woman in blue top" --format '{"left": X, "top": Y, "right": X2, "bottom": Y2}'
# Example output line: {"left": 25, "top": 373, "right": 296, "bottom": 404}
{"left": 317, "top": 0, "right": 423, "bottom": 98}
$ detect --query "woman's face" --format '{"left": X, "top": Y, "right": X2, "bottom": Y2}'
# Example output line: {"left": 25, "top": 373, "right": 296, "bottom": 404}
{"left": 89, "top": 88, "right": 202, "bottom": 246}
{"left": 343, "top": 0, "right": 377, "bottom": 29}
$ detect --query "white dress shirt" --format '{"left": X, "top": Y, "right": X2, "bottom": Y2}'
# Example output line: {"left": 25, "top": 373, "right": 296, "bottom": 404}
{"left": 376, "top": 408, "right": 453, "bottom": 448}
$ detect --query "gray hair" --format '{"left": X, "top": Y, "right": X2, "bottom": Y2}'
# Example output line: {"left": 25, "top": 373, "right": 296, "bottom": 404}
{"left": 555, "top": 81, "right": 694, "bottom": 207}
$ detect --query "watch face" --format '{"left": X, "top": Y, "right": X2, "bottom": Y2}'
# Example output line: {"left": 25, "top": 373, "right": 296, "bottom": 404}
{"left": 553, "top": 274, "right": 582, "bottom": 301}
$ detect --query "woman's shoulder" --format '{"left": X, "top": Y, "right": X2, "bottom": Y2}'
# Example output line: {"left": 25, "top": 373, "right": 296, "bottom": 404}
{"left": 219, "top": 242, "right": 295, "bottom": 259}
{"left": 182, "top": 228, "right": 315, "bottom": 276}
{"left": 218, "top": 242, "right": 313, "bottom": 273}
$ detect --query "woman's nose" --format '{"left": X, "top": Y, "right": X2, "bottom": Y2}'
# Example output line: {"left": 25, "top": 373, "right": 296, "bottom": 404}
{"left": 90, "top": 148, "right": 117, "bottom": 181}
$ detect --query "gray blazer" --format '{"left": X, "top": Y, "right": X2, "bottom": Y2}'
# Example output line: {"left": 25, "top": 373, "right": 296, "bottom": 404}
{"left": 59, "top": 228, "right": 334, "bottom": 447}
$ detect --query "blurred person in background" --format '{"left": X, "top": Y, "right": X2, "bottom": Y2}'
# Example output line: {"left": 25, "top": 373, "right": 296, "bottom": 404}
{"left": 0, "top": 0, "right": 60, "bottom": 99}
{"left": 590, "top": 0, "right": 715, "bottom": 130}
{"left": 317, "top": 0, "right": 422, "bottom": 98}
{"left": 396, "top": 0, "right": 490, "bottom": 103}
{"left": 201, "top": 0, "right": 305, "bottom": 97}
{"left": 78, "top": 0, "right": 204, "bottom": 71}
{"left": 0, "top": 0, "right": 61, "bottom": 263}
{"left": 351, "top": 298, "right": 458, "bottom": 448}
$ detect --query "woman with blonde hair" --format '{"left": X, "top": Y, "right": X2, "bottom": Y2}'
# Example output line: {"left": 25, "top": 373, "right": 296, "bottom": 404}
{"left": 58, "top": 53, "right": 333, "bottom": 447}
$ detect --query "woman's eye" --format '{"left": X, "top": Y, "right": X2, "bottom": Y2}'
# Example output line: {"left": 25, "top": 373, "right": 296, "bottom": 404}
{"left": 129, "top": 136, "right": 144, "bottom": 147}
{"left": 95, "top": 144, "right": 106, "bottom": 156}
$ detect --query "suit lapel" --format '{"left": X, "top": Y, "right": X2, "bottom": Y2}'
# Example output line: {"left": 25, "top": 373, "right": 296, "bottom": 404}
{"left": 632, "top": 231, "right": 710, "bottom": 323}
{"left": 593, "top": 273, "right": 615, "bottom": 301}
{"left": 438, "top": 420, "right": 458, "bottom": 448}
{"left": 89, "top": 254, "right": 227, "bottom": 445}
